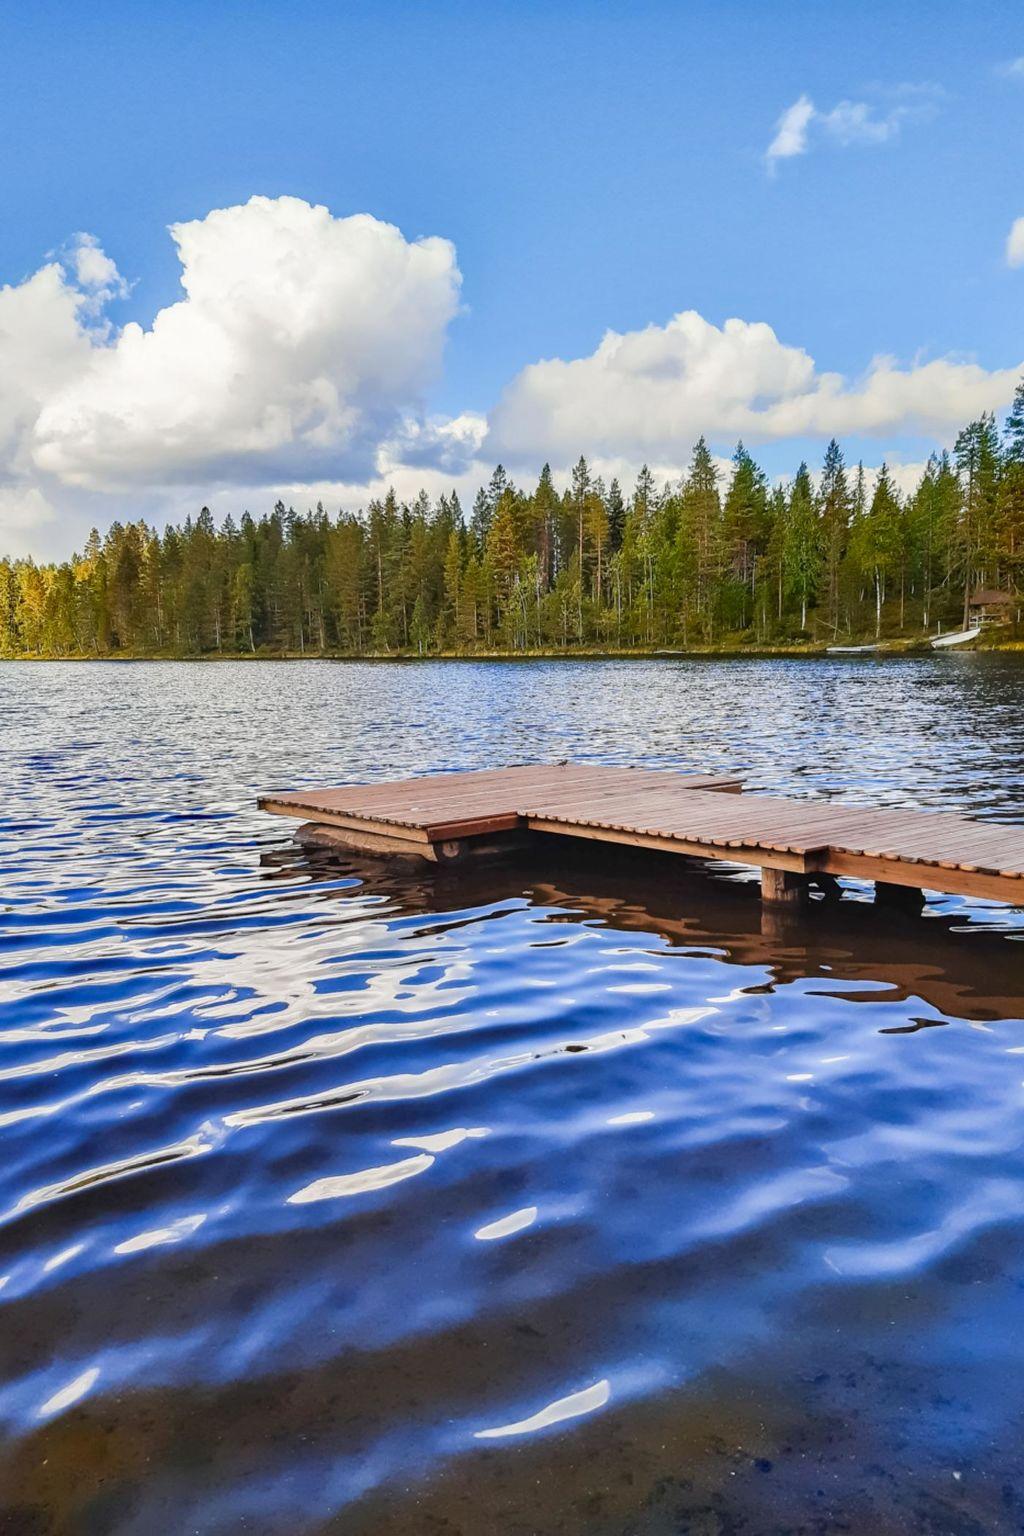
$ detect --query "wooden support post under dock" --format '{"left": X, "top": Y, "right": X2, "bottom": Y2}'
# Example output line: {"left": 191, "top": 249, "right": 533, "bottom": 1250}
{"left": 760, "top": 867, "right": 809, "bottom": 907}
{"left": 875, "top": 880, "right": 926, "bottom": 913}
{"left": 258, "top": 764, "right": 1024, "bottom": 912}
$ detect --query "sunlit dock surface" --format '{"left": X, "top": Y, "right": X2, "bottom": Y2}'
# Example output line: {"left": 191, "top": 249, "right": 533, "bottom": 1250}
{"left": 260, "top": 763, "right": 1024, "bottom": 909}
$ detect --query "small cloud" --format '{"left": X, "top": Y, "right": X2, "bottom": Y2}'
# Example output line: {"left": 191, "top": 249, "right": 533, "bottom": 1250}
{"left": 385, "top": 411, "right": 487, "bottom": 473}
{"left": 64, "top": 233, "right": 130, "bottom": 316}
{"left": 766, "top": 95, "right": 815, "bottom": 167}
{"left": 767, "top": 83, "right": 939, "bottom": 168}
{"left": 821, "top": 100, "right": 903, "bottom": 146}
{"left": 70, "top": 234, "right": 126, "bottom": 294}
{"left": 996, "top": 56, "right": 1024, "bottom": 79}
{"left": 1007, "top": 217, "right": 1024, "bottom": 269}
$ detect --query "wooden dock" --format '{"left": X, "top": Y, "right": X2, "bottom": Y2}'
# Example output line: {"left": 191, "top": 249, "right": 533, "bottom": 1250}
{"left": 258, "top": 764, "right": 1024, "bottom": 909}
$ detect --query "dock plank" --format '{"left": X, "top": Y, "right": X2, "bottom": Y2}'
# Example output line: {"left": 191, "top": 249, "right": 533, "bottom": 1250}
{"left": 260, "top": 766, "right": 742, "bottom": 839}
{"left": 259, "top": 763, "right": 1024, "bottom": 905}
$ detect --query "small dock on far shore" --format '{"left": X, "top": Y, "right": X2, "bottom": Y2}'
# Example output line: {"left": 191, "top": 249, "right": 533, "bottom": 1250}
{"left": 258, "top": 764, "right": 1024, "bottom": 909}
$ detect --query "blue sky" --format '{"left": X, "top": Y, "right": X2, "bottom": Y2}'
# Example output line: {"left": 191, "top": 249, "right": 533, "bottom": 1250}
{"left": 1, "top": 0, "right": 1022, "bottom": 556}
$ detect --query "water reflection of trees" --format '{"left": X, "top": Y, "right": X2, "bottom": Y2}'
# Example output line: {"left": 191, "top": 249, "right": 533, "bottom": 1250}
{"left": 265, "top": 837, "right": 1024, "bottom": 1028}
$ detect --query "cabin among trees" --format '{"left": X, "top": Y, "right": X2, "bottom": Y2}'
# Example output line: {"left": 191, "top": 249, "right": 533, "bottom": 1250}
{"left": 2, "top": 382, "right": 1023, "bottom": 658}
{"left": 968, "top": 587, "right": 1016, "bottom": 628}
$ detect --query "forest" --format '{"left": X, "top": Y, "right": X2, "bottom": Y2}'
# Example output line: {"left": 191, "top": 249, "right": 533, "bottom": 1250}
{"left": 2, "top": 382, "right": 1023, "bottom": 658}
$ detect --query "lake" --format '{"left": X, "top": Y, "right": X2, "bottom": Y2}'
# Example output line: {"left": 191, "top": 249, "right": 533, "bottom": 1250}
{"left": 1, "top": 656, "right": 1023, "bottom": 1535}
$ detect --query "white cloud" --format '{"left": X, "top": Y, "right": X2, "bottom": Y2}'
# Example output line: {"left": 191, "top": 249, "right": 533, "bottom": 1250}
{"left": 0, "top": 198, "right": 461, "bottom": 555}
{"left": 385, "top": 410, "right": 488, "bottom": 474}
{"left": 997, "top": 56, "right": 1024, "bottom": 79}
{"left": 0, "top": 194, "right": 1020, "bottom": 562}
{"left": 485, "top": 310, "right": 1022, "bottom": 465}
{"left": 29, "top": 196, "right": 460, "bottom": 492}
{"left": 0, "top": 262, "right": 96, "bottom": 473}
{"left": 819, "top": 100, "right": 901, "bottom": 146}
{"left": 68, "top": 233, "right": 130, "bottom": 307}
{"left": 767, "top": 84, "right": 939, "bottom": 167}
{"left": 0, "top": 485, "right": 59, "bottom": 558}
{"left": 1007, "top": 217, "right": 1024, "bottom": 268}
{"left": 766, "top": 95, "right": 815, "bottom": 164}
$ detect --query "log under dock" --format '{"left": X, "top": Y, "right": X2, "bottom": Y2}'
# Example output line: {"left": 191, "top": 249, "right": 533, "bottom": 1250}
{"left": 258, "top": 764, "right": 1024, "bottom": 908}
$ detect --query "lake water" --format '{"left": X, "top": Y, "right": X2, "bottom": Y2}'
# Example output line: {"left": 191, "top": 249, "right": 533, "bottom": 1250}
{"left": 1, "top": 656, "right": 1023, "bottom": 1536}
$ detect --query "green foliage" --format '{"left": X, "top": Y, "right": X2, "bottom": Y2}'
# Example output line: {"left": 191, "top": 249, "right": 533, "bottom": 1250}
{"left": 782, "top": 462, "right": 822, "bottom": 631}
{"left": 2, "top": 382, "right": 1023, "bottom": 657}
{"left": 1004, "top": 379, "right": 1024, "bottom": 464}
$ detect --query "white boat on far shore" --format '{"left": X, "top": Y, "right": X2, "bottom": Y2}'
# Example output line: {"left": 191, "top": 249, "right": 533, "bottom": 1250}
{"left": 931, "top": 627, "right": 982, "bottom": 649}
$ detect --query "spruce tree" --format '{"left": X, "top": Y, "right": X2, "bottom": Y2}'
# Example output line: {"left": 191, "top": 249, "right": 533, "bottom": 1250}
{"left": 819, "top": 439, "right": 851, "bottom": 635}
{"left": 782, "top": 463, "right": 821, "bottom": 632}
{"left": 606, "top": 478, "right": 625, "bottom": 554}
{"left": 722, "top": 442, "right": 768, "bottom": 627}
{"left": 852, "top": 464, "right": 902, "bottom": 637}
{"left": 955, "top": 414, "right": 1002, "bottom": 623}
{"left": 1004, "top": 376, "right": 1024, "bottom": 463}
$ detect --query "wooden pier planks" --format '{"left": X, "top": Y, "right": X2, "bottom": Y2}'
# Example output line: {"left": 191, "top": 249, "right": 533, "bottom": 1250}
{"left": 259, "top": 765, "right": 744, "bottom": 843}
{"left": 258, "top": 763, "right": 1024, "bottom": 905}
{"left": 523, "top": 784, "right": 1024, "bottom": 899}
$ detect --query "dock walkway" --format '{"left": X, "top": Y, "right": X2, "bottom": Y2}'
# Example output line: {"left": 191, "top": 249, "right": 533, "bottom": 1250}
{"left": 259, "top": 764, "right": 1024, "bottom": 908}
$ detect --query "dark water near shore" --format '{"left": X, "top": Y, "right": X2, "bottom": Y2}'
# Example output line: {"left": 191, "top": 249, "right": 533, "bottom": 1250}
{"left": 1, "top": 656, "right": 1024, "bottom": 1536}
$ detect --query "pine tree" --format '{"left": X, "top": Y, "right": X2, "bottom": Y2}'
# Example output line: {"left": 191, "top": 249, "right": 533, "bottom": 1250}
{"left": 955, "top": 414, "right": 1002, "bottom": 624}
{"left": 571, "top": 456, "right": 590, "bottom": 640}
{"left": 0, "top": 560, "right": 19, "bottom": 654}
{"left": 469, "top": 488, "right": 491, "bottom": 555}
{"left": 819, "top": 439, "right": 851, "bottom": 634}
{"left": 998, "top": 378, "right": 1024, "bottom": 597}
{"left": 485, "top": 489, "right": 520, "bottom": 642}
{"left": 410, "top": 593, "right": 431, "bottom": 655}
{"left": 1004, "top": 376, "right": 1024, "bottom": 463}
{"left": 533, "top": 463, "right": 559, "bottom": 586}
{"left": 782, "top": 463, "right": 822, "bottom": 631}
{"left": 443, "top": 528, "right": 463, "bottom": 643}
{"left": 585, "top": 482, "right": 609, "bottom": 605}
{"left": 851, "top": 465, "right": 902, "bottom": 636}
{"left": 761, "top": 485, "right": 788, "bottom": 628}
{"left": 606, "top": 478, "right": 625, "bottom": 554}
{"left": 722, "top": 442, "right": 768, "bottom": 628}
{"left": 679, "top": 437, "right": 723, "bottom": 639}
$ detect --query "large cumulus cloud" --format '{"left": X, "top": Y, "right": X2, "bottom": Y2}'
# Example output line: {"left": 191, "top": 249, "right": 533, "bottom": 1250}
{"left": 29, "top": 196, "right": 460, "bottom": 490}
{"left": 1, "top": 196, "right": 1022, "bottom": 561}
{"left": 485, "top": 310, "right": 1022, "bottom": 466}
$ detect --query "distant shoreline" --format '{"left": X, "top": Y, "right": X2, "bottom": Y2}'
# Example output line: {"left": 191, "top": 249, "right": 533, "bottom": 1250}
{"left": 4, "top": 640, "right": 1023, "bottom": 663}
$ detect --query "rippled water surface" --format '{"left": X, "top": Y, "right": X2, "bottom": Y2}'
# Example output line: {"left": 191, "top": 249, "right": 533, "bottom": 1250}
{"left": 2, "top": 656, "right": 1024, "bottom": 1536}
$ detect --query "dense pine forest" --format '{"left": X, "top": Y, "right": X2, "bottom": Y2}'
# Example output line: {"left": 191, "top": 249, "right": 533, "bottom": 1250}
{"left": 3, "top": 383, "right": 1023, "bottom": 658}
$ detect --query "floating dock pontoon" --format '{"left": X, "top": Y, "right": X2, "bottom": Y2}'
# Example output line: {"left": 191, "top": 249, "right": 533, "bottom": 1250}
{"left": 259, "top": 764, "right": 1024, "bottom": 909}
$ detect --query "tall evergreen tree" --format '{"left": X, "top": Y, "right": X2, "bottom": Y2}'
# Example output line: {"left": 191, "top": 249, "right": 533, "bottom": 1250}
{"left": 819, "top": 439, "right": 851, "bottom": 635}
{"left": 851, "top": 464, "right": 902, "bottom": 636}
{"left": 679, "top": 437, "right": 723, "bottom": 639}
{"left": 782, "top": 463, "right": 822, "bottom": 631}
{"left": 1004, "top": 376, "right": 1024, "bottom": 463}
{"left": 954, "top": 414, "right": 1002, "bottom": 624}
{"left": 606, "top": 478, "right": 626, "bottom": 554}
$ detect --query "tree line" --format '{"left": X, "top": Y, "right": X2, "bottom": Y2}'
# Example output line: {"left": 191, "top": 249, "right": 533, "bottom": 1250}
{"left": 3, "top": 382, "right": 1023, "bottom": 658}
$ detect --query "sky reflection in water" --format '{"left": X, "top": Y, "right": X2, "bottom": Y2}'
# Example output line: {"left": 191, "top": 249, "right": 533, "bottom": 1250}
{"left": 0, "top": 657, "right": 1023, "bottom": 1535}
